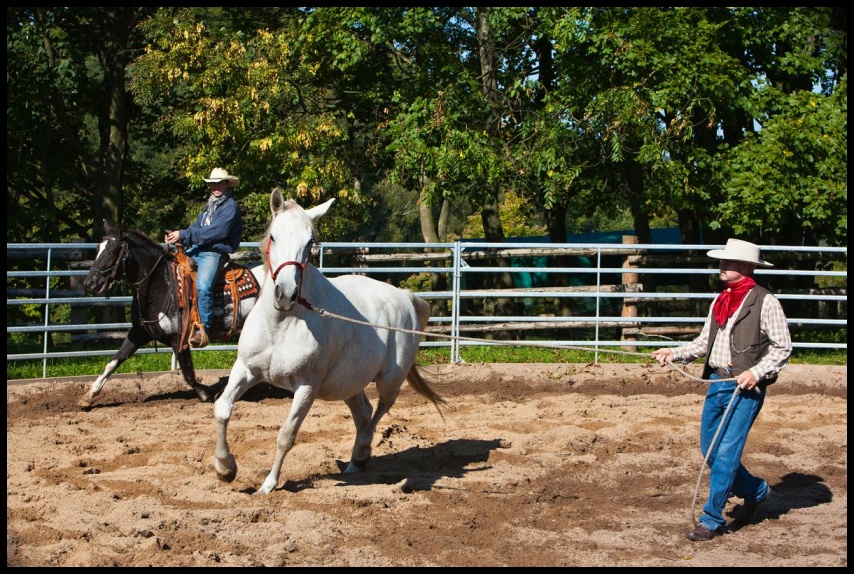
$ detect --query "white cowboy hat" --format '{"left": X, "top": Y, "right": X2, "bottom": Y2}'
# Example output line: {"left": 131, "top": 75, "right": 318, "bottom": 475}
{"left": 707, "top": 238, "right": 773, "bottom": 268}
{"left": 203, "top": 167, "right": 240, "bottom": 187}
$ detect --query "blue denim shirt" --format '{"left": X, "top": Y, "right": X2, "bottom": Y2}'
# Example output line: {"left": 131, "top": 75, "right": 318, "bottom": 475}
{"left": 179, "top": 194, "right": 243, "bottom": 255}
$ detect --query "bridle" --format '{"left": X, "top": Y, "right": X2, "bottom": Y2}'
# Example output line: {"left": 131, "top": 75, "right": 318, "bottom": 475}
{"left": 94, "top": 235, "right": 166, "bottom": 299}
{"left": 93, "top": 237, "right": 129, "bottom": 295}
{"left": 91, "top": 231, "right": 175, "bottom": 333}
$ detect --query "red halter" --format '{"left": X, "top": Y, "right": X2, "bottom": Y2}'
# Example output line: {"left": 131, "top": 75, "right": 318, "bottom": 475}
{"left": 265, "top": 238, "right": 316, "bottom": 311}
{"left": 266, "top": 238, "right": 306, "bottom": 281}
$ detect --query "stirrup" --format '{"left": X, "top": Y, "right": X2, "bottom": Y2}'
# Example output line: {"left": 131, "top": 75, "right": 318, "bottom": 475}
{"left": 189, "top": 326, "right": 209, "bottom": 349}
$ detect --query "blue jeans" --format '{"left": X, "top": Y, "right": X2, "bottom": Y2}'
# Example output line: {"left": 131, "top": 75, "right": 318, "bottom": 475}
{"left": 698, "top": 373, "right": 770, "bottom": 531}
{"left": 188, "top": 249, "right": 228, "bottom": 333}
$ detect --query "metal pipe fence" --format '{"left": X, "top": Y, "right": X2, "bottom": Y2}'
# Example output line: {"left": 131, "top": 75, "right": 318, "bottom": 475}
{"left": 7, "top": 239, "right": 847, "bottom": 377}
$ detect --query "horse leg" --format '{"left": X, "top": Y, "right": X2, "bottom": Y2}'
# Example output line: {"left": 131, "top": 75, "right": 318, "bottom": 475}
{"left": 343, "top": 380, "right": 403, "bottom": 472}
{"left": 343, "top": 390, "right": 375, "bottom": 473}
{"left": 78, "top": 327, "right": 150, "bottom": 409}
{"left": 173, "top": 347, "right": 217, "bottom": 403}
{"left": 213, "top": 358, "right": 258, "bottom": 482}
{"left": 257, "top": 383, "right": 318, "bottom": 495}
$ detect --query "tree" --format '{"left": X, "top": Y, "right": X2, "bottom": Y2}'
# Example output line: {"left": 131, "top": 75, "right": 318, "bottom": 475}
{"left": 7, "top": 7, "right": 153, "bottom": 243}
{"left": 7, "top": 6, "right": 846, "bottom": 257}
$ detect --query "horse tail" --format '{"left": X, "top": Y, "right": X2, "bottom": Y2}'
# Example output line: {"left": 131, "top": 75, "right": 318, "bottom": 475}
{"left": 409, "top": 291, "right": 432, "bottom": 332}
{"left": 406, "top": 365, "right": 447, "bottom": 420}
{"left": 405, "top": 291, "right": 447, "bottom": 419}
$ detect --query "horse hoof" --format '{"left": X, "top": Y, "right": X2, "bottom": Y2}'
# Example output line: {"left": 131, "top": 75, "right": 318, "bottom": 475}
{"left": 257, "top": 477, "right": 277, "bottom": 494}
{"left": 214, "top": 455, "right": 237, "bottom": 482}
{"left": 344, "top": 460, "right": 367, "bottom": 473}
{"left": 77, "top": 397, "right": 94, "bottom": 410}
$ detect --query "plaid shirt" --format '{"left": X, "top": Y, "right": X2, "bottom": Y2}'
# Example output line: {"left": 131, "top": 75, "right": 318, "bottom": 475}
{"left": 672, "top": 290, "right": 792, "bottom": 383}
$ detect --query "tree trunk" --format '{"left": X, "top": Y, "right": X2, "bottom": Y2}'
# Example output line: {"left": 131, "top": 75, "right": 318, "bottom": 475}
{"left": 92, "top": 8, "right": 145, "bottom": 323}
{"left": 94, "top": 8, "right": 140, "bottom": 232}
{"left": 419, "top": 193, "right": 450, "bottom": 317}
{"left": 546, "top": 202, "right": 574, "bottom": 319}
{"left": 476, "top": 8, "right": 516, "bottom": 337}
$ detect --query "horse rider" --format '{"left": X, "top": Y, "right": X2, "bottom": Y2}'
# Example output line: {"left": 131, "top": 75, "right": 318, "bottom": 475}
{"left": 165, "top": 167, "right": 244, "bottom": 348}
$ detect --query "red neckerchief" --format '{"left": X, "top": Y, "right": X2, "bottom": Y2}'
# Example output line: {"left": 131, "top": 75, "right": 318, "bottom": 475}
{"left": 713, "top": 276, "right": 757, "bottom": 327}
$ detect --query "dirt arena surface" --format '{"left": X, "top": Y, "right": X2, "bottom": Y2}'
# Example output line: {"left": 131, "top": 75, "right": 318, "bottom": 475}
{"left": 6, "top": 362, "right": 847, "bottom": 566}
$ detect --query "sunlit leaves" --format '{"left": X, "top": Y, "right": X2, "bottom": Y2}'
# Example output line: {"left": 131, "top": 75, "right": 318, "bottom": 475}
{"left": 718, "top": 86, "right": 847, "bottom": 243}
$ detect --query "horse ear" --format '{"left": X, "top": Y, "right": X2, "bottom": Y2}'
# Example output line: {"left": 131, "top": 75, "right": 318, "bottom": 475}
{"left": 306, "top": 198, "right": 335, "bottom": 224}
{"left": 270, "top": 187, "right": 285, "bottom": 215}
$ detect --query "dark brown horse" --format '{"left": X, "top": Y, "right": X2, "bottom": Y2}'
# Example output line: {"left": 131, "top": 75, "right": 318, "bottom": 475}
{"left": 81, "top": 221, "right": 262, "bottom": 408}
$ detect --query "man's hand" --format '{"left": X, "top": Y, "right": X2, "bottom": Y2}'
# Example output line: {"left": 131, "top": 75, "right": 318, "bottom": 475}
{"left": 164, "top": 230, "right": 180, "bottom": 244}
{"left": 651, "top": 348, "right": 673, "bottom": 367}
{"left": 736, "top": 370, "right": 759, "bottom": 392}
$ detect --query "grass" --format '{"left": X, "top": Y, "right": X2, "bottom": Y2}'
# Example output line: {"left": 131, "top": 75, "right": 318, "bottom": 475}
{"left": 7, "top": 343, "right": 847, "bottom": 380}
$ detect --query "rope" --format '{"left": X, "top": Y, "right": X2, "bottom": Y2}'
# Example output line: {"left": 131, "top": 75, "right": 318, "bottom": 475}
{"left": 306, "top": 302, "right": 746, "bottom": 527}
{"left": 312, "top": 305, "right": 730, "bottom": 377}
{"left": 687, "top": 383, "right": 741, "bottom": 529}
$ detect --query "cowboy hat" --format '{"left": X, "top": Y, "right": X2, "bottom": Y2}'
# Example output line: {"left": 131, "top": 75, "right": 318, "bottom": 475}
{"left": 203, "top": 167, "right": 240, "bottom": 187}
{"left": 707, "top": 238, "right": 773, "bottom": 268}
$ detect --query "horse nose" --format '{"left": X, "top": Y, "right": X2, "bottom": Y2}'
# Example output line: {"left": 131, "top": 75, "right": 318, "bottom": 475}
{"left": 273, "top": 283, "right": 297, "bottom": 311}
{"left": 84, "top": 273, "right": 102, "bottom": 293}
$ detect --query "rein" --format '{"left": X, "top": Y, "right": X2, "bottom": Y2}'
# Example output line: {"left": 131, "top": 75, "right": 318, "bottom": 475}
{"left": 128, "top": 251, "right": 166, "bottom": 289}
{"left": 134, "top": 251, "right": 174, "bottom": 326}
{"left": 118, "top": 236, "right": 173, "bottom": 324}
{"left": 95, "top": 237, "right": 165, "bottom": 292}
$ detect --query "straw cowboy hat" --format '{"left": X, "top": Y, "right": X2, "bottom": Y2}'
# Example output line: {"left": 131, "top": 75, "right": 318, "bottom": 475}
{"left": 203, "top": 167, "right": 240, "bottom": 187}
{"left": 707, "top": 238, "right": 773, "bottom": 268}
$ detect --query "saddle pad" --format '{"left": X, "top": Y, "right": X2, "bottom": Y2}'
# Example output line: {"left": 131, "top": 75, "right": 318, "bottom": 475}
{"left": 220, "top": 264, "right": 259, "bottom": 301}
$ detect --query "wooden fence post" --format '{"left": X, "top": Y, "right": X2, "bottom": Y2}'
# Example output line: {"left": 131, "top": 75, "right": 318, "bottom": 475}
{"left": 620, "top": 235, "right": 639, "bottom": 352}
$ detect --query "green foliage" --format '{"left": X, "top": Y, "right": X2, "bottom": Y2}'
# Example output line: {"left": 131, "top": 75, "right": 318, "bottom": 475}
{"left": 399, "top": 272, "right": 433, "bottom": 293}
{"left": 791, "top": 328, "right": 847, "bottom": 345}
{"left": 128, "top": 8, "right": 369, "bottom": 241}
{"left": 717, "top": 86, "right": 847, "bottom": 244}
{"left": 6, "top": 7, "right": 848, "bottom": 257}
{"left": 6, "top": 8, "right": 112, "bottom": 242}
{"left": 461, "top": 190, "right": 547, "bottom": 239}
{"left": 815, "top": 260, "right": 848, "bottom": 289}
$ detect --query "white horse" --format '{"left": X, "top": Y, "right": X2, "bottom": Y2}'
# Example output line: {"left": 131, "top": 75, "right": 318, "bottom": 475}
{"left": 213, "top": 189, "right": 446, "bottom": 494}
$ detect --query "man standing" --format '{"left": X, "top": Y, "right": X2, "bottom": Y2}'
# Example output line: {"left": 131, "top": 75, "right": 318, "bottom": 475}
{"left": 165, "top": 168, "right": 244, "bottom": 348}
{"left": 652, "top": 238, "right": 792, "bottom": 541}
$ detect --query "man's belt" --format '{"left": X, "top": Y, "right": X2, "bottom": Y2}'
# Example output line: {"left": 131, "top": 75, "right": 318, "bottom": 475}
{"left": 713, "top": 367, "right": 734, "bottom": 378}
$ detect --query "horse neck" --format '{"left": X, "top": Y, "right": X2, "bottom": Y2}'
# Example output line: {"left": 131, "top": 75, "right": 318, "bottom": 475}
{"left": 125, "top": 238, "right": 165, "bottom": 286}
{"left": 299, "top": 264, "right": 330, "bottom": 301}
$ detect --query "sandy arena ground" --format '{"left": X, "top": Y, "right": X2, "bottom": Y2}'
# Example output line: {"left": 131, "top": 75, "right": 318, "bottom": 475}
{"left": 6, "top": 362, "right": 847, "bottom": 566}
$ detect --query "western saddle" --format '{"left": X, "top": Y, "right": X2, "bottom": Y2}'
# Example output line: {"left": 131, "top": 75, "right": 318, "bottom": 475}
{"left": 172, "top": 245, "right": 259, "bottom": 350}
